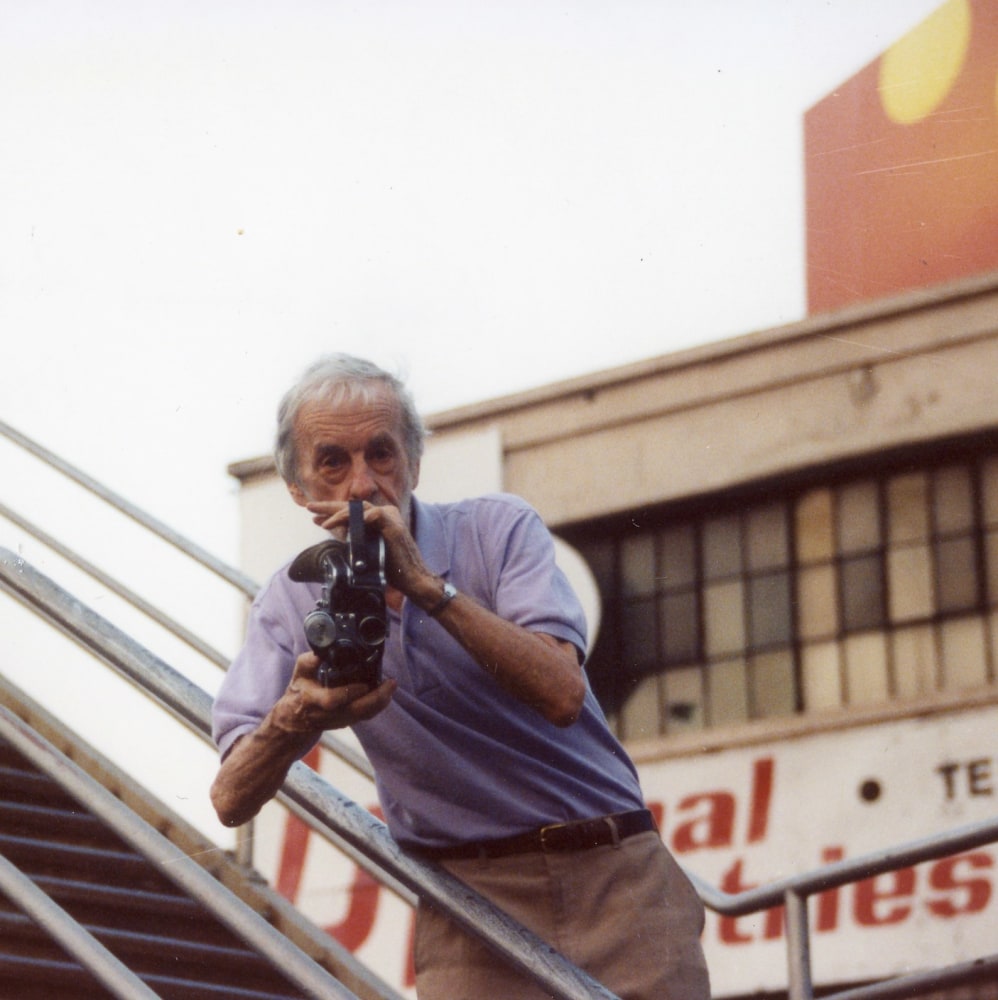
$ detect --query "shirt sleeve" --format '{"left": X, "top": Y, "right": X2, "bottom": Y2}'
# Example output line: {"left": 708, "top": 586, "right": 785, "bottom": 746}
{"left": 210, "top": 575, "right": 307, "bottom": 758}
{"left": 481, "top": 495, "right": 588, "bottom": 658}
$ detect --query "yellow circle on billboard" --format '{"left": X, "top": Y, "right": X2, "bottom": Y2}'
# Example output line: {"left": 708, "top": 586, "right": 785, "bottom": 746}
{"left": 879, "top": 0, "right": 971, "bottom": 124}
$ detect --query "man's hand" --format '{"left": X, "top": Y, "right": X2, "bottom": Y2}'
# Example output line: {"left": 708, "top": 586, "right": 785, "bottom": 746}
{"left": 210, "top": 651, "right": 395, "bottom": 828}
{"left": 276, "top": 651, "right": 397, "bottom": 732}
{"left": 306, "top": 500, "right": 438, "bottom": 602}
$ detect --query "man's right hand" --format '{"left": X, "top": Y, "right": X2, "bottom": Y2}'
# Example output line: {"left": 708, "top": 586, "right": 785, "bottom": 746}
{"left": 210, "top": 653, "right": 395, "bottom": 828}
{"left": 274, "top": 651, "right": 397, "bottom": 733}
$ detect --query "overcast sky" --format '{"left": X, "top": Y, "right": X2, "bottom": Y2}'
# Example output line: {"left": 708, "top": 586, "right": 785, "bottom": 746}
{"left": 2, "top": 0, "right": 942, "bottom": 563}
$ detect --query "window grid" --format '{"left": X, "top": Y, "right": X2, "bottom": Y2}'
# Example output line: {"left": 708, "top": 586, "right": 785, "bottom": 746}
{"left": 571, "top": 452, "right": 998, "bottom": 742}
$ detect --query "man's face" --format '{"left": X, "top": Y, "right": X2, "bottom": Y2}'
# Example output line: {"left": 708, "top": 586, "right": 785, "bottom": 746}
{"left": 288, "top": 386, "right": 418, "bottom": 516}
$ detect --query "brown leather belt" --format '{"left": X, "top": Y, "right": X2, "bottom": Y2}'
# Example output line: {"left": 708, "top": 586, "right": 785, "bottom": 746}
{"left": 413, "top": 809, "right": 657, "bottom": 861}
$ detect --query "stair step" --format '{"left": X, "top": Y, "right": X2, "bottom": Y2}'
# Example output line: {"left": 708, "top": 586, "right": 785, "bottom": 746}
{"left": 0, "top": 761, "right": 81, "bottom": 811}
{"left": 0, "top": 831, "right": 181, "bottom": 894}
{"left": 0, "top": 734, "right": 328, "bottom": 1000}
{"left": 0, "top": 952, "right": 311, "bottom": 1000}
{"left": 0, "top": 798, "right": 112, "bottom": 846}
{"left": 0, "top": 910, "right": 304, "bottom": 994}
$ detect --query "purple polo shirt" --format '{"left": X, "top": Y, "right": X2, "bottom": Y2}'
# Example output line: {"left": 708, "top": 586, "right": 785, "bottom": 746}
{"left": 212, "top": 493, "right": 645, "bottom": 851}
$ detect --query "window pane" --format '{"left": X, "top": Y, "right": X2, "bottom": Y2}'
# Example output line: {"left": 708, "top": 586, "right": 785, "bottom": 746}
{"left": 750, "top": 650, "right": 796, "bottom": 717}
{"left": 887, "top": 472, "right": 929, "bottom": 544}
{"left": 798, "top": 564, "right": 838, "bottom": 639}
{"left": 580, "top": 539, "right": 615, "bottom": 591}
{"left": 841, "top": 554, "right": 885, "bottom": 630}
{"left": 620, "top": 674, "right": 661, "bottom": 741}
{"left": 658, "top": 524, "right": 697, "bottom": 588}
{"left": 933, "top": 465, "right": 974, "bottom": 534}
{"left": 888, "top": 544, "right": 934, "bottom": 621}
{"left": 939, "top": 616, "right": 988, "bottom": 690}
{"left": 704, "top": 580, "right": 745, "bottom": 656}
{"left": 660, "top": 591, "right": 699, "bottom": 663}
{"left": 935, "top": 536, "right": 978, "bottom": 612}
{"left": 620, "top": 536, "right": 655, "bottom": 597}
{"left": 702, "top": 514, "right": 742, "bottom": 580}
{"left": 892, "top": 625, "right": 938, "bottom": 698}
{"left": 746, "top": 503, "right": 788, "bottom": 570}
{"left": 621, "top": 598, "right": 657, "bottom": 668}
{"left": 706, "top": 658, "right": 749, "bottom": 726}
{"left": 663, "top": 667, "right": 704, "bottom": 733}
{"left": 748, "top": 572, "right": 792, "bottom": 648}
{"left": 801, "top": 642, "right": 842, "bottom": 711}
{"left": 983, "top": 457, "right": 998, "bottom": 527}
{"left": 797, "top": 489, "right": 834, "bottom": 563}
{"left": 844, "top": 632, "right": 889, "bottom": 705}
{"left": 838, "top": 481, "right": 881, "bottom": 553}
{"left": 987, "top": 529, "right": 998, "bottom": 607}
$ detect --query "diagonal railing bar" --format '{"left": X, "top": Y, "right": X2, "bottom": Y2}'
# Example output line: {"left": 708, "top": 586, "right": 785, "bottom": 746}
{"left": 0, "top": 417, "right": 258, "bottom": 598}
{"left": 0, "top": 498, "right": 229, "bottom": 668}
{"left": 0, "top": 850, "right": 164, "bottom": 1000}
{"left": 827, "top": 953, "right": 998, "bottom": 1000}
{"left": 0, "top": 547, "right": 620, "bottom": 1000}
{"left": 685, "top": 813, "right": 998, "bottom": 917}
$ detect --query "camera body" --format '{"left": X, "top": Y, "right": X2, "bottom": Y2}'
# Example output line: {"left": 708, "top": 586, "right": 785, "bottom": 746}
{"left": 288, "top": 500, "right": 388, "bottom": 688}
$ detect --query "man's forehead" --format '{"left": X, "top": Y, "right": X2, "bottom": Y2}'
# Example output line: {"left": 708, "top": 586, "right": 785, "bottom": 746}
{"left": 295, "top": 390, "right": 404, "bottom": 445}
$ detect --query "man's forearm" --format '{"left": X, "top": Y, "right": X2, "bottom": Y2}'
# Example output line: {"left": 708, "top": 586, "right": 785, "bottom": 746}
{"left": 414, "top": 580, "right": 586, "bottom": 727}
{"left": 210, "top": 717, "right": 317, "bottom": 828}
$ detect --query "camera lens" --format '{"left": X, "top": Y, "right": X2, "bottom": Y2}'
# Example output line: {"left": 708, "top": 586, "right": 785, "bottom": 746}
{"left": 358, "top": 614, "right": 388, "bottom": 646}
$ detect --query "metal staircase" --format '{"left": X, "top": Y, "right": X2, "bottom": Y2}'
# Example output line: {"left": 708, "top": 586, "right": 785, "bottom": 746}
{"left": 0, "top": 733, "right": 310, "bottom": 1000}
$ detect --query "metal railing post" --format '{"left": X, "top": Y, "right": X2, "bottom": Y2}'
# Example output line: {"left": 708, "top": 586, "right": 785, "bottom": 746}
{"left": 785, "top": 889, "right": 814, "bottom": 1000}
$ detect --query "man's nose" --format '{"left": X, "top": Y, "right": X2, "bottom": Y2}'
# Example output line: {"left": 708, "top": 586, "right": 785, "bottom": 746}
{"left": 348, "top": 459, "right": 377, "bottom": 499}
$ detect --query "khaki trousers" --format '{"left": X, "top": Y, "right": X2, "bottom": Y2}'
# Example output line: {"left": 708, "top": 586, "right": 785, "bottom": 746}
{"left": 413, "top": 832, "right": 710, "bottom": 1000}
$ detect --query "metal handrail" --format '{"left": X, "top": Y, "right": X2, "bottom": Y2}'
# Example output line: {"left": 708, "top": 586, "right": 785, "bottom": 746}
{"left": 0, "top": 547, "right": 621, "bottom": 1000}
{"left": 0, "top": 418, "right": 258, "bottom": 598}
{"left": 0, "top": 498, "right": 229, "bottom": 668}
{"left": 0, "top": 851, "right": 163, "bottom": 1000}
{"left": 0, "top": 704, "right": 365, "bottom": 1000}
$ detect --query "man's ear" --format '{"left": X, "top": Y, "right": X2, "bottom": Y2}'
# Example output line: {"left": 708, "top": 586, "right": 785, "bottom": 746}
{"left": 288, "top": 482, "right": 308, "bottom": 507}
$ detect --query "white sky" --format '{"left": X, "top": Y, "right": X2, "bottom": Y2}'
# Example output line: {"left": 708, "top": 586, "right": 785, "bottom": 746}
{"left": 1, "top": 0, "right": 944, "bottom": 564}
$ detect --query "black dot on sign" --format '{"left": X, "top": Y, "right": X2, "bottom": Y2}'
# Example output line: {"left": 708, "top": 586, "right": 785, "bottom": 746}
{"left": 859, "top": 779, "right": 882, "bottom": 803}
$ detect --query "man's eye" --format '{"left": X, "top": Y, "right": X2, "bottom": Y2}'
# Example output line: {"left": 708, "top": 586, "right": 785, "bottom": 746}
{"left": 320, "top": 452, "right": 347, "bottom": 470}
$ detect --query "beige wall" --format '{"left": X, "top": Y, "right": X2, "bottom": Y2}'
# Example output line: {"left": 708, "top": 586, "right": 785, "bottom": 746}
{"left": 418, "top": 271, "right": 998, "bottom": 528}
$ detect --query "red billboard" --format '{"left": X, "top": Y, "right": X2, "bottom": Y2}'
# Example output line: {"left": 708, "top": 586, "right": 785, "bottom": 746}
{"left": 805, "top": 0, "right": 998, "bottom": 314}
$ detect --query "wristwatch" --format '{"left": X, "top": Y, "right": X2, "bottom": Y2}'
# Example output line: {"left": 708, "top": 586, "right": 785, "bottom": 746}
{"left": 427, "top": 581, "right": 458, "bottom": 618}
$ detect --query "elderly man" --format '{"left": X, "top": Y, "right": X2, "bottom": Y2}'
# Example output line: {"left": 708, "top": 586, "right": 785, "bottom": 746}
{"left": 211, "top": 354, "right": 709, "bottom": 999}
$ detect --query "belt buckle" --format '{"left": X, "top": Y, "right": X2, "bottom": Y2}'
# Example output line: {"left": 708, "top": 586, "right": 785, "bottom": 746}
{"left": 538, "top": 821, "right": 565, "bottom": 852}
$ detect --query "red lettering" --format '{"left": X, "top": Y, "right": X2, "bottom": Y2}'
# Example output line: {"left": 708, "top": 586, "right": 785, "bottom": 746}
{"left": 815, "top": 846, "right": 844, "bottom": 933}
{"left": 717, "top": 859, "right": 755, "bottom": 944}
{"left": 324, "top": 868, "right": 381, "bottom": 951}
{"left": 672, "top": 793, "right": 736, "bottom": 852}
{"left": 853, "top": 867, "right": 916, "bottom": 926}
{"left": 747, "top": 757, "right": 775, "bottom": 843}
{"left": 926, "top": 852, "right": 994, "bottom": 917}
{"left": 647, "top": 800, "right": 665, "bottom": 831}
